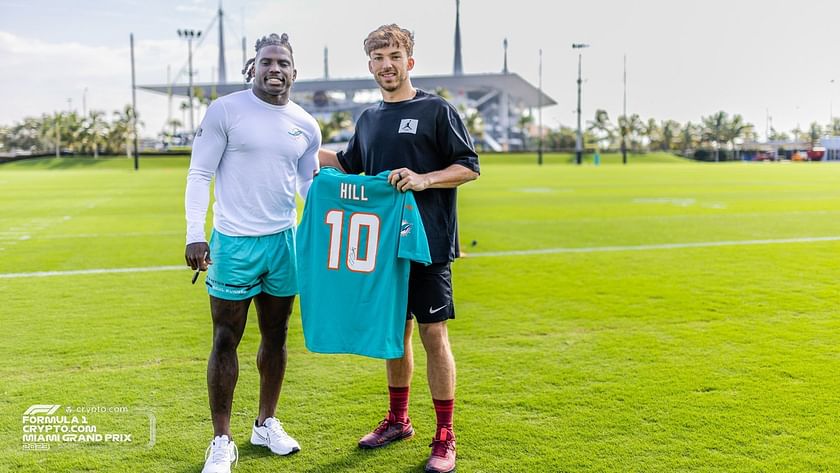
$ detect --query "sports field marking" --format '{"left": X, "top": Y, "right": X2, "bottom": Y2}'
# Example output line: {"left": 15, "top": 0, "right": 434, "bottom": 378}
{"left": 0, "top": 230, "right": 182, "bottom": 242}
{"left": 0, "top": 265, "right": 185, "bottom": 279}
{"left": 2, "top": 235, "right": 839, "bottom": 279}
{"left": 38, "top": 230, "right": 181, "bottom": 240}
{"left": 633, "top": 197, "right": 697, "bottom": 206}
{"left": 501, "top": 209, "right": 840, "bottom": 226}
{"left": 468, "top": 235, "right": 840, "bottom": 257}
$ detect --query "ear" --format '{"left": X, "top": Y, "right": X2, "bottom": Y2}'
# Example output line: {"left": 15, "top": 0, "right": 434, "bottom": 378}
{"left": 407, "top": 57, "right": 415, "bottom": 71}
{"left": 292, "top": 68, "right": 297, "bottom": 81}
{"left": 368, "top": 60, "right": 374, "bottom": 74}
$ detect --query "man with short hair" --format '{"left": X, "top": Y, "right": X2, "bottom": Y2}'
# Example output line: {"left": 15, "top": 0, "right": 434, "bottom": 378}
{"left": 319, "top": 23, "right": 479, "bottom": 473}
{"left": 185, "top": 32, "right": 320, "bottom": 473}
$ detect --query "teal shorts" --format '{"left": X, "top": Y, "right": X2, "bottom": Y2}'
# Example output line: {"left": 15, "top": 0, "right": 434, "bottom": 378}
{"left": 206, "top": 228, "right": 298, "bottom": 300}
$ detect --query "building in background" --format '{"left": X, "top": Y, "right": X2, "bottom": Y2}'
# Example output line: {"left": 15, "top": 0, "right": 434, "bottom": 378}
{"left": 138, "top": 1, "right": 556, "bottom": 151}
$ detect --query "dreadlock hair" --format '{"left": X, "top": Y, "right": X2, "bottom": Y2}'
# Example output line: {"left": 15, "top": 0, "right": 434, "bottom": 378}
{"left": 363, "top": 24, "right": 414, "bottom": 57}
{"left": 242, "top": 33, "right": 294, "bottom": 83}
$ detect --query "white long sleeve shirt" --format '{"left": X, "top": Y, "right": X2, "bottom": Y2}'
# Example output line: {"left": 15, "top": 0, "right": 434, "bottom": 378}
{"left": 185, "top": 89, "right": 321, "bottom": 244}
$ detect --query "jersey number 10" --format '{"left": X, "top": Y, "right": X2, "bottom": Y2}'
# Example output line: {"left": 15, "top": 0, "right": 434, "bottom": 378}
{"left": 325, "top": 210, "right": 381, "bottom": 273}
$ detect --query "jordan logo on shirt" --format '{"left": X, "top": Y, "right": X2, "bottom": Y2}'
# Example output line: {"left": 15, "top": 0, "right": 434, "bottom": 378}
{"left": 399, "top": 119, "right": 418, "bottom": 134}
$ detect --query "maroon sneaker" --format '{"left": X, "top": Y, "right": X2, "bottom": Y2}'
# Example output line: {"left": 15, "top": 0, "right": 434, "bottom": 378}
{"left": 358, "top": 412, "right": 415, "bottom": 449}
{"left": 425, "top": 428, "right": 456, "bottom": 473}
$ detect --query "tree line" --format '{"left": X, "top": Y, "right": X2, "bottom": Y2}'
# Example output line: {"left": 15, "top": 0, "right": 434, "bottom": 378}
{"left": 6, "top": 98, "right": 840, "bottom": 161}
{"left": 0, "top": 106, "right": 140, "bottom": 157}
{"left": 548, "top": 110, "right": 840, "bottom": 160}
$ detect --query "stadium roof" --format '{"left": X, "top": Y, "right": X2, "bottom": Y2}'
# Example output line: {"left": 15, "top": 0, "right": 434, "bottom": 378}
{"left": 137, "top": 72, "right": 556, "bottom": 108}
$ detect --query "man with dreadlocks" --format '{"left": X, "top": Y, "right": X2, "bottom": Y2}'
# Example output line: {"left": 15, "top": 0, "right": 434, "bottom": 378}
{"left": 319, "top": 24, "right": 479, "bottom": 473}
{"left": 185, "top": 32, "right": 320, "bottom": 473}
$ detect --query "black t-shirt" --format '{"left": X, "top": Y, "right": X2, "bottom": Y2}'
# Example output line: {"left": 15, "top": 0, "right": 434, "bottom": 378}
{"left": 337, "top": 89, "right": 480, "bottom": 263}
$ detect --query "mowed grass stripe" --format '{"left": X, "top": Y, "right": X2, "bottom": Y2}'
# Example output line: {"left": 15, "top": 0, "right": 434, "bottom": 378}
{"left": 3, "top": 234, "right": 840, "bottom": 278}
{"left": 3, "top": 155, "right": 840, "bottom": 472}
{"left": 0, "top": 265, "right": 184, "bottom": 279}
{"left": 468, "top": 234, "right": 840, "bottom": 256}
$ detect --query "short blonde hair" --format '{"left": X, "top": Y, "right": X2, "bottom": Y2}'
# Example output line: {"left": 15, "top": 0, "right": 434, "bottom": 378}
{"left": 363, "top": 24, "right": 414, "bottom": 57}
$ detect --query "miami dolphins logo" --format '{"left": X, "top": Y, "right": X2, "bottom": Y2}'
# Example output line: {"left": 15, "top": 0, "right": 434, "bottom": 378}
{"left": 400, "top": 221, "right": 412, "bottom": 237}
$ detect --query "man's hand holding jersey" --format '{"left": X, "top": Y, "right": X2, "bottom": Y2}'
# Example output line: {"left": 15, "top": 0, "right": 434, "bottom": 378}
{"left": 388, "top": 168, "right": 430, "bottom": 192}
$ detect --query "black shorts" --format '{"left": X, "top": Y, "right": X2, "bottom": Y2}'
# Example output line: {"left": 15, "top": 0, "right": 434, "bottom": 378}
{"left": 407, "top": 261, "right": 454, "bottom": 324}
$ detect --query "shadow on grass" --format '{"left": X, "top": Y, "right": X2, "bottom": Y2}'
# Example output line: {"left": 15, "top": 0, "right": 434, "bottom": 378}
{"left": 477, "top": 151, "right": 691, "bottom": 166}
{"left": 170, "top": 442, "right": 430, "bottom": 473}
{"left": 7, "top": 157, "right": 128, "bottom": 169}
{"left": 4, "top": 156, "right": 190, "bottom": 170}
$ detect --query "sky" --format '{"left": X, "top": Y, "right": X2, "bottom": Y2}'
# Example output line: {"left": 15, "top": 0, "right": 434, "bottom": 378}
{"left": 2, "top": 0, "right": 840, "bottom": 139}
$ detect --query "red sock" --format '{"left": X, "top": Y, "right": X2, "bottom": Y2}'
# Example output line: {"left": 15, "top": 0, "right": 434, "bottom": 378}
{"left": 433, "top": 398, "right": 454, "bottom": 432}
{"left": 388, "top": 386, "right": 410, "bottom": 423}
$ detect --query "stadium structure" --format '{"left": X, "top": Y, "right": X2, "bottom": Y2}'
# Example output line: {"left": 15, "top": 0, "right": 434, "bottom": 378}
{"left": 138, "top": 1, "right": 556, "bottom": 151}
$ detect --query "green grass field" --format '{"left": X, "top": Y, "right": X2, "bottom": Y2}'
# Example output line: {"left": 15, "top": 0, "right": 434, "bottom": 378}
{"left": 2, "top": 154, "right": 839, "bottom": 472}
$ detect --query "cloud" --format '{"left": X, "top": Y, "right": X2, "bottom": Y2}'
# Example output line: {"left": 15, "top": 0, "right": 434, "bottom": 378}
{"left": 0, "top": 31, "right": 196, "bottom": 134}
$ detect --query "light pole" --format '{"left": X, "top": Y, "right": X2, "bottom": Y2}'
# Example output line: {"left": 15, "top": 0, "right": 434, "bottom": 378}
{"left": 572, "top": 43, "right": 590, "bottom": 165}
{"left": 622, "top": 54, "right": 628, "bottom": 165}
{"left": 178, "top": 29, "right": 201, "bottom": 135}
{"left": 538, "top": 49, "right": 543, "bottom": 166}
{"left": 130, "top": 33, "right": 139, "bottom": 170}
{"left": 831, "top": 79, "right": 836, "bottom": 133}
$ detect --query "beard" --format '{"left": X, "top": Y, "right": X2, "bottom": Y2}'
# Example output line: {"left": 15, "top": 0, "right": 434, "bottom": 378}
{"left": 374, "top": 69, "right": 404, "bottom": 92}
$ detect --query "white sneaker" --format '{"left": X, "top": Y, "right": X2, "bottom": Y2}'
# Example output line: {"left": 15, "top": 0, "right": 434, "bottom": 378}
{"left": 202, "top": 435, "right": 238, "bottom": 473}
{"left": 251, "top": 417, "right": 300, "bottom": 455}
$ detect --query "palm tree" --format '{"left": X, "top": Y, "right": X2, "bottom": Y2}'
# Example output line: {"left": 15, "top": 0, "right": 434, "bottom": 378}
{"left": 724, "top": 114, "right": 752, "bottom": 161}
{"left": 701, "top": 111, "right": 729, "bottom": 161}
{"left": 545, "top": 126, "right": 577, "bottom": 150}
{"left": 318, "top": 111, "right": 353, "bottom": 142}
{"left": 741, "top": 126, "right": 760, "bottom": 144}
{"left": 643, "top": 118, "right": 661, "bottom": 150}
{"left": 807, "top": 122, "right": 823, "bottom": 147}
{"left": 463, "top": 109, "right": 484, "bottom": 142}
{"left": 39, "top": 112, "right": 64, "bottom": 157}
{"left": 53, "top": 112, "right": 82, "bottom": 154}
{"left": 826, "top": 117, "right": 840, "bottom": 136}
{"left": 79, "top": 111, "right": 107, "bottom": 157}
{"left": 167, "top": 118, "right": 182, "bottom": 138}
{"left": 107, "top": 105, "right": 142, "bottom": 156}
{"left": 678, "top": 121, "right": 699, "bottom": 156}
{"left": 790, "top": 125, "right": 803, "bottom": 145}
{"left": 433, "top": 87, "right": 452, "bottom": 100}
{"left": 518, "top": 113, "right": 534, "bottom": 149}
{"left": 4, "top": 117, "right": 46, "bottom": 152}
{"left": 768, "top": 127, "right": 789, "bottom": 141}
{"left": 163, "top": 117, "right": 183, "bottom": 148}
{"left": 617, "top": 114, "right": 644, "bottom": 152}
{"left": 330, "top": 111, "right": 352, "bottom": 133}
{"left": 660, "top": 120, "right": 682, "bottom": 151}
{"left": 180, "top": 101, "right": 190, "bottom": 130}
{"left": 587, "top": 109, "right": 614, "bottom": 150}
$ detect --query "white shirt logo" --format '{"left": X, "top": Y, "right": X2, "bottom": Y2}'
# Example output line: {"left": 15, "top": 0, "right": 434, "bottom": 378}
{"left": 399, "top": 119, "right": 419, "bottom": 134}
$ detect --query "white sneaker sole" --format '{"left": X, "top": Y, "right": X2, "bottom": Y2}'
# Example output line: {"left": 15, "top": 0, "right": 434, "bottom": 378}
{"left": 250, "top": 430, "right": 300, "bottom": 456}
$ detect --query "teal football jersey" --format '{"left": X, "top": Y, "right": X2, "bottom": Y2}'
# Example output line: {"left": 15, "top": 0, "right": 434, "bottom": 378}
{"left": 297, "top": 167, "right": 431, "bottom": 359}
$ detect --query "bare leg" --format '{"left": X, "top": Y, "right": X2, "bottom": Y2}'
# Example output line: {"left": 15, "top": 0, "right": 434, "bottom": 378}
{"left": 253, "top": 293, "right": 295, "bottom": 424}
{"left": 386, "top": 318, "right": 414, "bottom": 387}
{"left": 207, "top": 296, "right": 250, "bottom": 438}
{"left": 418, "top": 321, "right": 455, "bottom": 400}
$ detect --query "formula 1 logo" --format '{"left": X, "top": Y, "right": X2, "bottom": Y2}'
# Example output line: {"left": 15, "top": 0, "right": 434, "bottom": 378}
{"left": 23, "top": 405, "right": 61, "bottom": 415}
